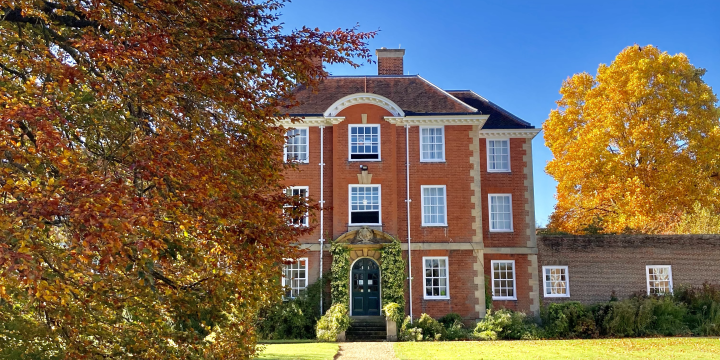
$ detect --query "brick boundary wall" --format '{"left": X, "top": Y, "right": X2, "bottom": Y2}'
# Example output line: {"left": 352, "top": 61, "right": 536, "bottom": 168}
{"left": 537, "top": 235, "right": 720, "bottom": 305}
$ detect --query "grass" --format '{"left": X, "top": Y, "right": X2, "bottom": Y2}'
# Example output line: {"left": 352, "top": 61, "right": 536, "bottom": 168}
{"left": 393, "top": 338, "right": 720, "bottom": 359}
{"left": 256, "top": 342, "right": 338, "bottom": 360}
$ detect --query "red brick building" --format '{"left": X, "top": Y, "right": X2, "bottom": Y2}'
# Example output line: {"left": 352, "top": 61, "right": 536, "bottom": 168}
{"left": 280, "top": 48, "right": 541, "bottom": 321}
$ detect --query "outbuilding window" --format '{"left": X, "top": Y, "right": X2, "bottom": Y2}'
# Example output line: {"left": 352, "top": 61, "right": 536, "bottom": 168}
{"left": 543, "top": 266, "right": 570, "bottom": 297}
{"left": 646, "top": 265, "right": 673, "bottom": 295}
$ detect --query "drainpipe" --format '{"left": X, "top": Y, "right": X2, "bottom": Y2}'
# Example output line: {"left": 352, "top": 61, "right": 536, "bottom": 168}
{"left": 405, "top": 123, "right": 413, "bottom": 322}
{"left": 319, "top": 125, "right": 325, "bottom": 315}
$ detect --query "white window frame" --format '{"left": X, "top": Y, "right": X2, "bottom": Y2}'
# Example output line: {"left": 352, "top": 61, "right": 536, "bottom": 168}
{"left": 284, "top": 127, "right": 309, "bottom": 164}
{"left": 282, "top": 257, "right": 308, "bottom": 299}
{"left": 491, "top": 260, "right": 517, "bottom": 300}
{"left": 348, "top": 184, "right": 382, "bottom": 225}
{"left": 488, "top": 194, "right": 514, "bottom": 232}
{"left": 486, "top": 138, "right": 510, "bottom": 172}
{"left": 348, "top": 124, "right": 381, "bottom": 161}
{"left": 646, "top": 265, "right": 673, "bottom": 295}
{"left": 419, "top": 126, "right": 446, "bottom": 162}
{"left": 420, "top": 185, "right": 448, "bottom": 226}
{"left": 423, "top": 256, "right": 450, "bottom": 300}
{"left": 285, "top": 186, "right": 309, "bottom": 227}
{"left": 542, "top": 265, "right": 570, "bottom": 298}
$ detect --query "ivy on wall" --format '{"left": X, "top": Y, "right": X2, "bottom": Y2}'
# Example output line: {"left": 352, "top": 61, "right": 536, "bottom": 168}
{"left": 380, "top": 239, "right": 406, "bottom": 317}
{"left": 330, "top": 242, "right": 350, "bottom": 306}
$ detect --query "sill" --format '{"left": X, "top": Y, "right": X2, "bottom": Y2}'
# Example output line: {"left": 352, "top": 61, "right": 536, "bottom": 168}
{"left": 285, "top": 161, "right": 310, "bottom": 164}
{"left": 348, "top": 158, "right": 381, "bottom": 162}
{"left": 421, "top": 224, "right": 448, "bottom": 227}
{"left": 349, "top": 223, "right": 382, "bottom": 226}
{"left": 544, "top": 295, "right": 570, "bottom": 298}
{"left": 420, "top": 160, "right": 446, "bottom": 163}
{"left": 492, "top": 297, "right": 517, "bottom": 301}
{"left": 489, "top": 229, "right": 514, "bottom": 233}
{"left": 423, "top": 296, "right": 450, "bottom": 300}
{"left": 487, "top": 169, "right": 511, "bottom": 173}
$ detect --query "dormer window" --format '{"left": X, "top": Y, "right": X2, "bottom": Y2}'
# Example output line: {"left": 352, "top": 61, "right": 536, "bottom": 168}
{"left": 349, "top": 125, "right": 380, "bottom": 161}
{"left": 285, "top": 128, "right": 308, "bottom": 163}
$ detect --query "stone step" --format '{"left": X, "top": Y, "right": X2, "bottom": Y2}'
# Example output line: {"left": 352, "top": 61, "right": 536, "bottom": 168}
{"left": 346, "top": 336, "right": 387, "bottom": 341}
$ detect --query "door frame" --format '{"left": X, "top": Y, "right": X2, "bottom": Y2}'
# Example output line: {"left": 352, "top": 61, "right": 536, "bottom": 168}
{"left": 349, "top": 257, "right": 382, "bottom": 316}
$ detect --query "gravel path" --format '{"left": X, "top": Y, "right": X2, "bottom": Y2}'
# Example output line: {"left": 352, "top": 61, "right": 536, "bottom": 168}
{"left": 335, "top": 342, "right": 398, "bottom": 360}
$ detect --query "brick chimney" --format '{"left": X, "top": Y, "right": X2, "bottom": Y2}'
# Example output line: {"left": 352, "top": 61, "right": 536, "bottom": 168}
{"left": 376, "top": 48, "right": 405, "bottom": 75}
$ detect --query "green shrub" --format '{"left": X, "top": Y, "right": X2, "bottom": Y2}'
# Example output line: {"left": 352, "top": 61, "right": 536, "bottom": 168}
{"left": 443, "top": 319, "right": 469, "bottom": 341}
{"left": 675, "top": 283, "right": 720, "bottom": 335}
{"left": 399, "top": 316, "right": 423, "bottom": 341}
{"left": 542, "top": 302, "right": 597, "bottom": 338}
{"left": 316, "top": 303, "right": 351, "bottom": 342}
{"left": 382, "top": 302, "right": 404, "bottom": 324}
{"left": 415, "top": 313, "right": 444, "bottom": 341}
{"left": 474, "top": 309, "right": 538, "bottom": 340}
{"left": 256, "top": 278, "right": 328, "bottom": 340}
{"left": 438, "top": 313, "right": 469, "bottom": 341}
{"left": 438, "top": 313, "right": 462, "bottom": 328}
{"left": 398, "top": 314, "right": 444, "bottom": 341}
{"left": 650, "top": 296, "right": 689, "bottom": 336}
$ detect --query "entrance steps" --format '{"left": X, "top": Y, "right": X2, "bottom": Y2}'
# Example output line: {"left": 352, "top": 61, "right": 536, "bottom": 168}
{"left": 347, "top": 316, "right": 387, "bottom": 341}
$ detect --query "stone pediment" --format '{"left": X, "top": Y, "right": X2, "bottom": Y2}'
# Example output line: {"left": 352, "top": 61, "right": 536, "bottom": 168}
{"left": 336, "top": 227, "right": 396, "bottom": 245}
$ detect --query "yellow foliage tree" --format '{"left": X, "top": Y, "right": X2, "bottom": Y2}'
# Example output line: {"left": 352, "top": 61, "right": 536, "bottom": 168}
{"left": 544, "top": 45, "right": 720, "bottom": 234}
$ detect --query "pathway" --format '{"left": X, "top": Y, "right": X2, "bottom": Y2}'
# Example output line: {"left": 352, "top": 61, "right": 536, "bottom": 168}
{"left": 335, "top": 342, "right": 398, "bottom": 360}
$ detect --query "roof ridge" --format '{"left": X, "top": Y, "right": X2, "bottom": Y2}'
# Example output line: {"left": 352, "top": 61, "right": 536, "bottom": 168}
{"left": 416, "top": 76, "right": 478, "bottom": 113}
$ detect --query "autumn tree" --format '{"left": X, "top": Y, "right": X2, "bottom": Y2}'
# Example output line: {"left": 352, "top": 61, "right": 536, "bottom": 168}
{"left": 544, "top": 45, "right": 720, "bottom": 234}
{"left": 0, "top": 1, "right": 373, "bottom": 358}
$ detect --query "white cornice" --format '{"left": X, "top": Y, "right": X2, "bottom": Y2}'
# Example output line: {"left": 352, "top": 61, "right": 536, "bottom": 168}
{"left": 276, "top": 116, "right": 344, "bottom": 127}
{"left": 385, "top": 115, "right": 489, "bottom": 126}
{"left": 478, "top": 129, "right": 542, "bottom": 139}
{"left": 324, "top": 93, "right": 405, "bottom": 117}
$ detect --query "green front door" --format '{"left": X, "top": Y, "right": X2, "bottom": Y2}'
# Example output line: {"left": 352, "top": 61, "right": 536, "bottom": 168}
{"left": 351, "top": 258, "right": 380, "bottom": 316}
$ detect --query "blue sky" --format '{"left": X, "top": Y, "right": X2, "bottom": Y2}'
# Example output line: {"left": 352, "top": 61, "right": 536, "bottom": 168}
{"left": 280, "top": 0, "right": 720, "bottom": 226}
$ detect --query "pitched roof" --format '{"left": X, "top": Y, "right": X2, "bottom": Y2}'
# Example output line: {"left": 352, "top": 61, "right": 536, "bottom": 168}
{"left": 283, "top": 75, "right": 477, "bottom": 116}
{"left": 446, "top": 90, "right": 534, "bottom": 129}
{"left": 282, "top": 75, "right": 534, "bottom": 130}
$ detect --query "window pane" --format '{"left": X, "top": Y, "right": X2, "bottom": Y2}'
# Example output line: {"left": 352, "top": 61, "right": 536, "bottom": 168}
{"left": 283, "top": 259, "right": 308, "bottom": 299}
{"left": 492, "top": 261, "right": 515, "bottom": 298}
{"left": 349, "top": 125, "right": 380, "bottom": 160}
{"left": 488, "top": 140, "right": 509, "bottom": 171}
{"left": 285, "top": 129, "right": 308, "bottom": 163}
{"left": 422, "top": 186, "right": 447, "bottom": 225}
{"left": 489, "top": 195, "right": 512, "bottom": 231}
{"left": 420, "top": 127, "right": 444, "bottom": 161}
{"left": 424, "top": 257, "right": 448, "bottom": 298}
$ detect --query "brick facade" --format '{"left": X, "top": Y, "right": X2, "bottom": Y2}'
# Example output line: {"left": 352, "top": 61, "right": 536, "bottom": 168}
{"left": 537, "top": 235, "right": 720, "bottom": 304}
{"left": 282, "top": 48, "right": 540, "bottom": 321}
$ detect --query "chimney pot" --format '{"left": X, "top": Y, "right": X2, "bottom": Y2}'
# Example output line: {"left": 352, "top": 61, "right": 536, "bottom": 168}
{"left": 375, "top": 48, "right": 405, "bottom": 75}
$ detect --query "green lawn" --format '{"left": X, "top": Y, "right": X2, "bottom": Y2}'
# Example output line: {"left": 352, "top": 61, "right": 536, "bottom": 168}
{"left": 393, "top": 338, "right": 720, "bottom": 360}
{"left": 256, "top": 342, "right": 338, "bottom": 360}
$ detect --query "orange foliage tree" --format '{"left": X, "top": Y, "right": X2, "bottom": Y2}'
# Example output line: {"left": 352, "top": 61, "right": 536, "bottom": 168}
{"left": 0, "top": 1, "right": 373, "bottom": 358}
{"left": 544, "top": 45, "right": 720, "bottom": 234}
